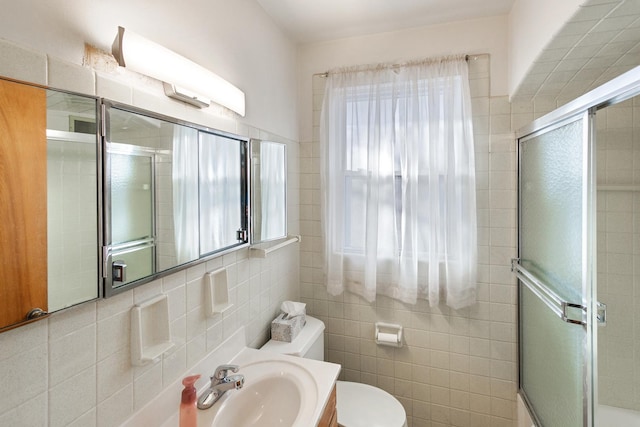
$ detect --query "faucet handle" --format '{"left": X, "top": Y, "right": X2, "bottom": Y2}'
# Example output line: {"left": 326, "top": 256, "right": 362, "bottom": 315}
{"left": 225, "top": 374, "right": 245, "bottom": 389}
{"left": 213, "top": 364, "right": 239, "bottom": 380}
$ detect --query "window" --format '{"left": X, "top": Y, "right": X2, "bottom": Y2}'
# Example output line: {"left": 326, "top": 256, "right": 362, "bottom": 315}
{"left": 320, "top": 57, "right": 477, "bottom": 309}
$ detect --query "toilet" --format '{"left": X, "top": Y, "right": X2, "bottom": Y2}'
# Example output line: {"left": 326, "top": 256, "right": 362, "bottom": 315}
{"left": 262, "top": 315, "right": 408, "bottom": 427}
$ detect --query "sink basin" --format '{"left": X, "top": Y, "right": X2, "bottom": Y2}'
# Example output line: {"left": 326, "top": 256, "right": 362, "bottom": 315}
{"left": 198, "top": 360, "right": 318, "bottom": 427}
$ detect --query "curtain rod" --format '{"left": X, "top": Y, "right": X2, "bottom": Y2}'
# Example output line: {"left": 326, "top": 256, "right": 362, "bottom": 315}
{"left": 314, "top": 53, "right": 487, "bottom": 78}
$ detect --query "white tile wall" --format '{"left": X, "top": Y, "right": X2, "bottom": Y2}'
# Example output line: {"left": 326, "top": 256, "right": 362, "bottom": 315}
{"left": 0, "top": 38, "right": 301, "bottom": 427}
{"left": 302, "top": 55, "right": 519, "bottom": 427}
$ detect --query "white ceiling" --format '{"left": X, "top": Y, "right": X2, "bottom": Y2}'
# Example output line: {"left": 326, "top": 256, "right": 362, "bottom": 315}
{"left": 255, "top": 0, "right": 515, "bottom": 43}
{"left": 255, "top": 0, "right": 640, "bottom": 105}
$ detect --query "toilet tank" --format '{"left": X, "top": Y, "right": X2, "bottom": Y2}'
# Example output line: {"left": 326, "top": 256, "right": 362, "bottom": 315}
{"left": 261, "top": 315, "right": 325, "bottom": 361}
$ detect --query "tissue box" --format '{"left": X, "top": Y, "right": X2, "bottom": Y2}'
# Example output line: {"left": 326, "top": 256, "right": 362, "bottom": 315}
{"left": 271, "top": 312, "right": 306, "bottom": 342}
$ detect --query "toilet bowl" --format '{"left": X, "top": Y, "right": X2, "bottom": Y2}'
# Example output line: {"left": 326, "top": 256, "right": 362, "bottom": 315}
{"left": 261, "top": 315, "right": 408, "bottom": 427}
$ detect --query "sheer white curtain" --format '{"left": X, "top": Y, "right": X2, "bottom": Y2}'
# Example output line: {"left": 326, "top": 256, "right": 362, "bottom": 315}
{"left": 320, "top": 56, "right": 477, "bottom": 309}
{"left": 172, "top": 126, "right": 199, "bottom": 264}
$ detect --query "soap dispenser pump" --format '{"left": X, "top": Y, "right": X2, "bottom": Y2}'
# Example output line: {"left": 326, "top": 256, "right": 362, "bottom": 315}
{"left": 180, "top": 374, "right": 201, "bottom": 427}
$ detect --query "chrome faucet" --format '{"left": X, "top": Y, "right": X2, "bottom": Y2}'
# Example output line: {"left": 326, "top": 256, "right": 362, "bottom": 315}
{"left": 197, "top": 364, "right": 245, "bottom": 410}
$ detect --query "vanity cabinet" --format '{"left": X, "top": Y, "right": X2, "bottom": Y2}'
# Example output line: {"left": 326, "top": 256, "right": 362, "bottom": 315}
{"left": 318, "top": 384, "right": 337, "bottom": 427}
{"left": 0, "top": 78, "right": 48, "bottom": 330}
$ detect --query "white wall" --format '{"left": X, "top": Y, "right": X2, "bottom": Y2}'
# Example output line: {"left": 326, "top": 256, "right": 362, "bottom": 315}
{"left": 507, "top": 0, "right": 583, "bottom": 97}
{"left": 296, "top": 15, "right": 509, "bottom": 142}
{"left": 0, "top": 0, "right": 299, "bottom": 141}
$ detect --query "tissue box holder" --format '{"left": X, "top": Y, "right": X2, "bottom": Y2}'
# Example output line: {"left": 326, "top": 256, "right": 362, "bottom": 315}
{"left": 271, "top": 312, "right": 306, "bottom": 342}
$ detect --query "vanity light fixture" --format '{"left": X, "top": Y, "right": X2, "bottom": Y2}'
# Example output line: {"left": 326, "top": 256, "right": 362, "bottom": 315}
{"left": 111, "top": 26, "right": 245, "bottom": 116}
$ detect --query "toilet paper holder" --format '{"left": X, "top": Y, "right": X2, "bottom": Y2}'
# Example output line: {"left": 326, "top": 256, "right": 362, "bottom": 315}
{"left": 375, "top": 322, "right": 403, "bottom": 348}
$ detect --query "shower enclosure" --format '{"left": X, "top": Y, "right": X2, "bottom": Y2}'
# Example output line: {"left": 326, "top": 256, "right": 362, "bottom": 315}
{"left": 514, "top": 66, "right": 640, "bottom": 427}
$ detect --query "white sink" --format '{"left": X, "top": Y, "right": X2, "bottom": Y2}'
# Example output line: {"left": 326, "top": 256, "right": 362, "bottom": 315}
{"left": 198, "top": 359, "right": 318, "bottom": 427}
{"left": 119, "top": 328, "right": 340, "bottom": 427}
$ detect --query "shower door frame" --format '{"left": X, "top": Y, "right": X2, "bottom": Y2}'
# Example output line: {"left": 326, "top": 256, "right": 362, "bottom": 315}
{"left": 515, "top": 65, "right": 640, "bottom": 427}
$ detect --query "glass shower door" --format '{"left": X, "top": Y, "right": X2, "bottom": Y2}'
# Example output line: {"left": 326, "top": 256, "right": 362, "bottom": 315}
{"left": 515, "top": 113, "right": 594, "bottom": 427}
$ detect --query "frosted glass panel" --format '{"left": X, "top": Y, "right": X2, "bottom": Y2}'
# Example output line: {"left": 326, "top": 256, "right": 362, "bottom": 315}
{"left": 521, "top": 287, "right": 584, "bottom": 426}
{"left": 519, "top": 117, "right": 586, "bottom": 427}
{"left": 520, "top": 118, "right": 584, "bottom": 301}
{"left": 595, "top": 96, "right": 640, "bottom": 413}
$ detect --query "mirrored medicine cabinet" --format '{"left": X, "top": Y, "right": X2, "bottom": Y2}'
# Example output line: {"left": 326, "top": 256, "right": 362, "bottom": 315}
{"left": 103, "top": 103, "right": 249, "bottom": 296}
{"left": 250, "top": 140, "right": 287, "bottom": 243}
{"left": 0, "top": 77, "right": 254, "bottom": 331}
{"left": 0, "top": 78, "right": 100, "bottom": 332}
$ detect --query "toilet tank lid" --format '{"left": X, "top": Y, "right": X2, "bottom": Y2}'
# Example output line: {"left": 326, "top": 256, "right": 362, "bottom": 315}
{"left": 261, "top": 315, "right": 325, "bottom": 357}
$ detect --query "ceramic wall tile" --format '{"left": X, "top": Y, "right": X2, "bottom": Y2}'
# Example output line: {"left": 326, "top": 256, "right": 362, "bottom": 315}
{"left": 49, "top": 366, "right": 96, "bottom": 427}
{"left": 49, "top": 324, "right": 96, "bottom": 387}
{"left": 48, "top": 56, "right": 95, "bottom": 95}
{"left": 0, "top": 38, "right": 46, "bottom": 84}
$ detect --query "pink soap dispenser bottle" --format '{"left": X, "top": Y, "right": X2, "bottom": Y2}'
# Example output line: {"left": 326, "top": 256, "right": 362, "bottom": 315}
{"left": 180, "top": 374, "right": 201, "bottom": 427}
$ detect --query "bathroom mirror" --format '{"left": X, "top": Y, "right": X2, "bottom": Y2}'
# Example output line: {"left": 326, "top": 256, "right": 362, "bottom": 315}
{"left": 199, "top": 132, "right": 247, "bottom": 254}
{"left": 46, "top": 89, "right": 100, "bottom": 311}
{"left": 0, "top": 78, "right": 99, "bottom": 332}
{"left": 104, "top": 103, "right": 248, "bottom": 295}
{"left": 250, "top": 140, "right": 287, "bottom": 243}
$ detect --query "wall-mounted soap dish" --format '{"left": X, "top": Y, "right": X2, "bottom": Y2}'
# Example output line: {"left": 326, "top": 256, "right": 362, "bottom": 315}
{"left": 205, "top": 267, "right": 233, "bottom": 316}
{"left": 131, "top": 294, "right": 174, "bottom": 366}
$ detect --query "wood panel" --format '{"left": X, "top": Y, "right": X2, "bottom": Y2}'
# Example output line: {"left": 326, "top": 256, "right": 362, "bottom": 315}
{"left": 0, "top": 79, "right": 47, "bottom": 330}
{"left": 318, "top": 384, "right": 337, "bottom": 427}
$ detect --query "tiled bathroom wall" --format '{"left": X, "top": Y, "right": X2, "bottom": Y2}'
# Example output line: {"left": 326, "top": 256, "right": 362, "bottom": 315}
{"left": 596, "top": 94, "right": 640, "bottom": 412}
{"left": 0, "top": 38, "right": 301, "bottom": 427}
{"left": 301, "top": 55, "right": 523, "bottom": 427}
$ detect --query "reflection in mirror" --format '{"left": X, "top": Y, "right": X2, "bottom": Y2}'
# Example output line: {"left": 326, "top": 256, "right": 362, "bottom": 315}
{"left": 251, "top": 140, "right": 287, "bottom": 243}
{"left": 106, "top": 107, "right": 200, "bottom": 289}
{"left": 104, "top": 104, "right": 249, "bottom": 295}
{"left": 46, "top": 89, "right": 99, "bottom": 311}
{"left": 199, "top": 132, "right": 247, "bottom": 255}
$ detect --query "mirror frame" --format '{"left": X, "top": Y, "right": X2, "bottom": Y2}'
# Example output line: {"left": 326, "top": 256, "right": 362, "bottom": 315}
{"left": 102, "top": 101, "right": 250, "bottom": 297}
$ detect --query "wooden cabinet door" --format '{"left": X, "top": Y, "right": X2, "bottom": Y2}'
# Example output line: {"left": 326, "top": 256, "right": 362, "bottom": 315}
{"left": 318, "top": 384, "right": 337, "bottom": 427}
{"left": 0, "top": 78, "right": 47, "bottom": 330}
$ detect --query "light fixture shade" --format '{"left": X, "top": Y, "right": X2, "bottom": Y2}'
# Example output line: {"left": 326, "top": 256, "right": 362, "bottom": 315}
{"left": 112, "top": 26, "right": 245, "bottom": 116}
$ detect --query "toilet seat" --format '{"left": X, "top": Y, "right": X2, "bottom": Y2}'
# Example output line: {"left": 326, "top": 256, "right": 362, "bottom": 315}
{"left": 336, "top": 381, "right": 407, "bottom": 427}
